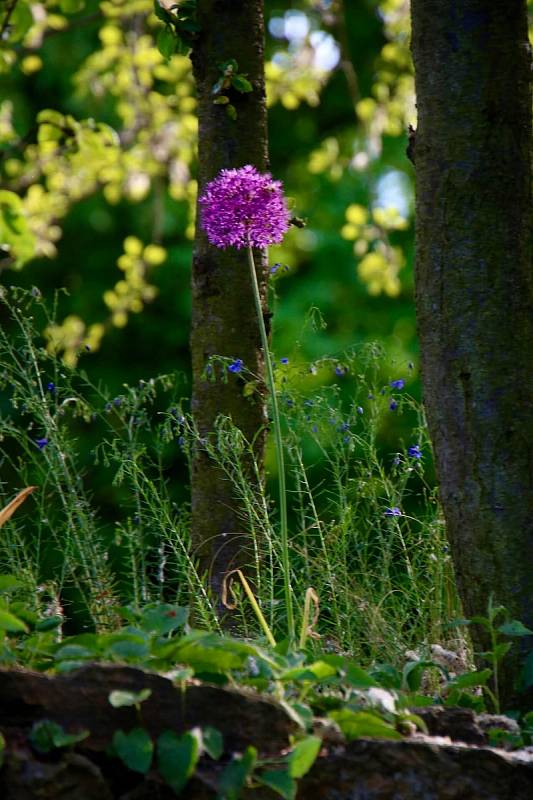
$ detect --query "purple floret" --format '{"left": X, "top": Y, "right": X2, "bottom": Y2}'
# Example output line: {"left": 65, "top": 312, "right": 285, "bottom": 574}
{"left": 199, "top": 165, "right": 290, "bottom": 249}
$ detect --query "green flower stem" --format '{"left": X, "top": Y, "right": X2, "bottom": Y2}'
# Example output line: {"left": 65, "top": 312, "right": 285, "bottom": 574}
{"left": 247, "top": 245, "right": 294, "bottom": 643}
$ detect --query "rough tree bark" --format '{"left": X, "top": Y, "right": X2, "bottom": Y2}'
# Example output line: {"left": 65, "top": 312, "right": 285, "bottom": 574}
{"left": 190, "top": 1, "right": 269, "bottom": 609}
{"left": 411, "top": 0, "right": 533, "bottom": 704}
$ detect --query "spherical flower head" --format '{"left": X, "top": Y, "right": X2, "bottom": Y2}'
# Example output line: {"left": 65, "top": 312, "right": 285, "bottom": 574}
{"left": 199, "top": 165, "right": 290, "bottom": 249}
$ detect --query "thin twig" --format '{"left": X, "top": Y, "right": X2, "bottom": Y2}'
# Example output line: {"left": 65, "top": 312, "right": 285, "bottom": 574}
{"left": 0, "top": 0, "right": 19, "bottom": 41}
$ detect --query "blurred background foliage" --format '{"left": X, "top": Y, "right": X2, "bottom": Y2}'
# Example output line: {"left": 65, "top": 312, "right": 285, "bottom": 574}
{"left": 0, "top": 0, "right": 422, "bottom": 516}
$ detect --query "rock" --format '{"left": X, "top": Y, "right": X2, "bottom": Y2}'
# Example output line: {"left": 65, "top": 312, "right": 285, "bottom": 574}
{"left": 0, "top": 748, "right": 113, "bottom": 800}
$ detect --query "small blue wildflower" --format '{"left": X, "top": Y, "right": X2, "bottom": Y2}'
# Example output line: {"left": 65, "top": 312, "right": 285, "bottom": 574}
{"left": 113, "top": 397, "right": 122, "bottom": 407}
{"left": 384, "top": 507, "right": 402, "bottom": 517}
{"left": 105, "top": 402, "right": 113, "bottom": 413}
{"left": 389, "top": 400, "right": 398, "bottom": 411}
{"left": 368, "top": 393, "right": 374, "bottom": 400}
{"left": 392, "top": 454, "right": 401, "bottom": 467}
{"left": 177, "top": 436, "right": 185, "bottom": 446}
{"left": 46, "top": 382, "right": 55, "bottom": 393}
{"left": 408, "top": 444, "right": 422, "bottom": 459}
{"left": 31, "top": 287, "right": 41, "bottom": 298}
{"left": 304, "top": 399, "right": 313, "bottom": 407}
{"left": 335, "top": 365, "right": 347, "bottom": 377}
{"left": 35, "top": 437, "right": 49, "bottom": 450}
{"left": 390, "top": 378, "right": 405, "bottom": 390}
{"left": 343, "top": 435, "right": 350, "bottom": 444}
{"left": 228, "top": 359, "right": 243, "bottom": 374}
{"left": 312, "top": 424, "right": 318, "bottom": 433}
{"left": 133, "top": 515, "right": 140, "bottom": 525}
{"left": 339, "top": 422, "right": 350, "bottom": 432}
{"left": 270, "top": 263, "right": 281, "bottom": 274}
{"left": 280, "top": 357, "right": 289, "bottom": 365}
{"left": 357, "top": 406, "right": 364, "bottom": 415}
{"left": 205, "top": 364, "right": 213, "bottom": 376}
{"left": 285, "top": 397, "right": 294, "bottom": 408}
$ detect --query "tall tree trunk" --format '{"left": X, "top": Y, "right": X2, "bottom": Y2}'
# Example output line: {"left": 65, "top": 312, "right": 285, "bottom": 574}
{"left": 411, "top": 0, "right": 533, "bottom": 705}
{"left": 190, "top": 1, "right": 268, "bottom": 611}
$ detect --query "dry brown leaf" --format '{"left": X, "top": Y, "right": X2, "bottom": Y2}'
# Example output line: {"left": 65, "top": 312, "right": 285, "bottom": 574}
{"left": 0, "top": 486, "right": 37, "bottom": 529}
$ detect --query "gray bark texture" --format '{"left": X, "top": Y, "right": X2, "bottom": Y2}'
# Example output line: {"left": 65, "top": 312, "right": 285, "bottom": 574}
{"left": 190, "top": 0, "right": 269, "bottom": 608}
{"left": 410, "top": 0, "right": 533, "bottom": 705}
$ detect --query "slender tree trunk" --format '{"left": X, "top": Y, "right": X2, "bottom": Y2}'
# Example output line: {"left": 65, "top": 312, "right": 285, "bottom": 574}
{"left": 411, "top": 0, "right": 533, "bottom": 705}
{"left": 190, "top": 1, "right": 269, "bottom": 610}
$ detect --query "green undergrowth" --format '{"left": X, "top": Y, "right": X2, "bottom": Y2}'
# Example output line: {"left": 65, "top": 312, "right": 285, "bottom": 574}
{"left": 0, "top": 594, "right": 532, "bottom": 797}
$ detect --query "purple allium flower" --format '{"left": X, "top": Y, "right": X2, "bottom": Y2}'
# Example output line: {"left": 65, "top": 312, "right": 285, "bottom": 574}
{"left": 408, "top": 444, "right": 422, "bottom": 459}
{"left": 199, "top": 165, "right": 290, "bottom": 249}
{"left": 390, "top": 378, "right": 405, "bottom": 390}
{"left": 228, "top": 358, "right": 243, "bottom": 374}
{"left": 389, "top": 400, "right": 398, "bottom": 411}
{"left": 280, "top": 357, "right": 289, "bottom": 365}
{"left": 35, "top": 437, "right": 49, "bottom": 449}
{"left": 384, "top": 507, "right": 402, "bottom": 517}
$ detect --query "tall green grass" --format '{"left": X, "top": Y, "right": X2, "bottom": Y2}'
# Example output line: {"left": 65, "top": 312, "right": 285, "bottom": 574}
{"left": 0, "top": 287, "right": 461, "bottom": 665}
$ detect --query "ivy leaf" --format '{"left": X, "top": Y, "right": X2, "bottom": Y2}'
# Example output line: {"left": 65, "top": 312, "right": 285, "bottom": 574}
{"left": 30, "top": 720, "right": 89, "bottom": 753}
{"left": 498, "top": 620, "right": 533, "bottom": 637}
{"left": 108, "top": 689, "right": 152, "bottom": 708}
{"left": 157, "top": 728, "right": 202, "bottom": 794}
{"left": 0, "top": 608, "right": 28, "bottom": 633}
{"left": 231, "top": 75, "right": 253, "bottom": 93}
{"left": 113, "top": 728, "right": 153, "bottom": 774}
{"left": 287, "top": 735, "right": 321, "bottom": 778}
{"left": 218, "top": 746, "right": 257, "bottom": 800}
{"left": 257, "top": 769, "right": 297, "bottom": 800}
{"left": 329, "top": 710, "right": 402, "bottom": 741}
{"left": 140, "top": 604, "right": 188, "bottom": 635}
{"left": 202, "top": 726, "right": 223, "bottom": 760}
{"left": 448, "top": 668, "right": 492, "bottom": 689}
{"left": 157, "top": 28, "right": 177, "bottom": 60}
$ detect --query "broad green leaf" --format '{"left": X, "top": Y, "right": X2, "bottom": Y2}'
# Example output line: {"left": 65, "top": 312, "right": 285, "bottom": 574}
{"left": 498, "top": 620, "right": 533, "bottom": 637}
{"left": 157, "top": 728, "right": 202, "bottom": 793}
{"left": 141, "top": 604, "right": 188, "bottom": 635}
{"left": 55, "top": 660, "right": 88, "bottom": 673}
{"left": 113, "top": 728, "right": 153, "bottom": 774}
{"left": 0, "top": 575, "right": 22, "bottom": 593}
{"left": 448, "top": 668, "right": 492, "bottom": 689}
{"left": 213, "top": 96, "right": 230, "bottom": 105}
{"left": 9, "top": 2, "right": 33, "bottom": 42}
{"left": 280, "top": 660, "right": 336, "bottom": 683}
{"left": 55, "top": 644, "right": 93, "bottom": 661}
{"left": 345, "top": 663, "right": 380, "bottom": 688}
{"left": 60, "top": 0, "right": 85, "bottom": 12}
{"left": 226, "top": 104, "right": 237, "bottom": 120}
{"left": 30, "top": 720, "right": 89, "bottom": 753}
{"left": 287, "top": 735, "right": 321, "bottom": 778}
{"left": 202, "top": 726, "right": 223, "bottom": 760}
{"left": 0, "top": 191, "right": 36, "bottom": 269}
{"left": 257, "top": 769, "right": 296, "bottom": 800}
{"left": 329, "top": 710, "right": 402, "bottom": 741}
{"left": 0, "top": 609, "right": 28, "bottom": 633}
{"left": 157, "top": 28, "right": 177, "bottom": 60}
{"left": 109, "top": 689, "right": 152, "bottom": 708}
{"left": 218, "top": 746, "right": 257, "bottom": 800}
{"left": 231, "top": 75, "right": 253, "bottom": 93}
{"left": 36, "top": 616, "right": 63, "bottom": 632}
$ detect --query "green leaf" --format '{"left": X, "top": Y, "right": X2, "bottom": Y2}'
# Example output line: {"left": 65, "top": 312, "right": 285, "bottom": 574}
{"left": 30, "top": 720, "right": 90, "bottom": 753}
{"left": 448, "top": 668, "right": 492, "bottom": 689}
{"left": 9, "top": 2, "right": 33, "bottom": 42}
{"left": 0, "top": 575, "right": 22, "bottom": 593}
{"left": 36, "top": 615, "right": 63, "bottom": 632}
{"left": 257, "top": 769, "right": 296, "bottom": 800}
{"left": 329, "top": 710, "right": 402, "bottom": 741}
{"left": 402, "top": 660, "right": 446, "bottom": 692}
{"left": 0, "top": 732, "right": 5, "bottom": 769}
{"left": 109, "top": 689, "right": 152, "bottom": 708}
{"left": 287, "top": 735, "right": 321, "bottom": 778}
{"left": 492, "top": 642, "right": 513, "bottom": 661}
{"left": 113, "top": 728, "right": 153, "bottom": 774}
{"left": 218, "top": 59, "right": 238, "bottom": 74}
{"left": 55, "top": 644, "right": 93, "bottom": 661}
{"left": 0, "top": 608, "right": 28, "bottom": 633}
{"left": 344, "top": 663, "right": 380, "bottom": 688}
{"left": 157, "top": 27, "right": 177, "bottom": 60}
{"left": 218, "top": 746, "right": 257, "bottom": 800}
{"left": 213, "top": 96, "right": 230, "bottom": 105}
{"left": 498, "top": 620, "right": 533, "bottom": 637}
{"left": 231, "top": 75, "right": 253, "bottom": 93}
{"left": 281, "top": 660, "right": 337, "bottom": 683}
{"left": 226, "top": 105, "right": 237, "bottom": 120}
{"left": 59, "top": 0, "right": 85, "bottom": 12}
{"left": 141, "top": 604, "right": 188, "bottom": 635}
{"left": 157, "top": 728, "right": 202, "bottom": 793}
{"left": 202, "top": 726, "right": 223, "bottom": 760}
